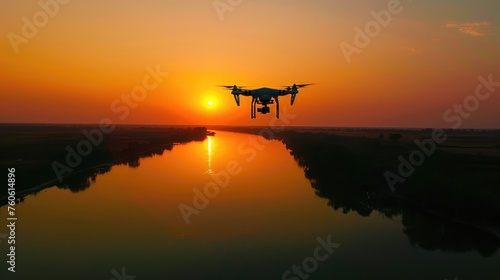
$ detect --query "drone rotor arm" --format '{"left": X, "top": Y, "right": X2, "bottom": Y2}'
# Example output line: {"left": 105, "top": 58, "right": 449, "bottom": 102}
{"left": 233, "top": 93, "right": 240, "bottom": 106}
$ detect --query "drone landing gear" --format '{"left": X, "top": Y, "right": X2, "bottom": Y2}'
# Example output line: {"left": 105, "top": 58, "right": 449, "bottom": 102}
{"left": 251, "top": 97, "right": 257, "bottom": 119}
{"left": 275, "top": 96, "right": 279, "bottom": 119}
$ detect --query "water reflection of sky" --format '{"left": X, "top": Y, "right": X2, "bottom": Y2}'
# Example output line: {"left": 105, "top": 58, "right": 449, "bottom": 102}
{"left": 0, "top": 131, "right": 499, "bottom": 280}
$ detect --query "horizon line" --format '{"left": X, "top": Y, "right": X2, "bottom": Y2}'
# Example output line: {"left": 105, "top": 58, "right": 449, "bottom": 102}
{"left": 0, "top": 122, "right": 499, "bottom": 131}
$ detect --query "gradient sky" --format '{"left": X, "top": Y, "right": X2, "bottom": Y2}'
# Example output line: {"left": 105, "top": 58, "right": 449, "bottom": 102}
{"left": 1, "top": 0, "right": 499, "bottom": 127}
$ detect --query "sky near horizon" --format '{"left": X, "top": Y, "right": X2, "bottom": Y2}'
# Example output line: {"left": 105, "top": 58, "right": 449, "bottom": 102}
{"left": 1, "top": 0, "right": 499, "bottom": 128}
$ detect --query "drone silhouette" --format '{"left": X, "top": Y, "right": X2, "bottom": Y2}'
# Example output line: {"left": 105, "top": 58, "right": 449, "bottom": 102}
{"left": 219, "top": 84, "right": 313, "bottom": 119}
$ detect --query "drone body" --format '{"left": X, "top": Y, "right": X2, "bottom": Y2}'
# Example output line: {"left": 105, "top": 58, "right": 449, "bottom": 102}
{"left": 220, "top": 84, "right": 313, "bottom": 119}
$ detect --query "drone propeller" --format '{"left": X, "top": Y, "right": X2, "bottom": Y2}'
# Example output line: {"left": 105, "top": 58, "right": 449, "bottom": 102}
{"left": 282, "top": 83, "right": 315, "bottom": 89}
{"left": 296, "top": 83, "right": 314, "bottom": 88}
{"left": 218, "top": 85, "right": 247, "bottom": 89}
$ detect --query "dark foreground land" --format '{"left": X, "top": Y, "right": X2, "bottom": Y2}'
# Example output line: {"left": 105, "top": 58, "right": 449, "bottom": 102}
{"left": 211, "top": 126, "right": 500, "bottom": 256}
{"left": 0, "top": 124, "right": 208, "bottom": 206}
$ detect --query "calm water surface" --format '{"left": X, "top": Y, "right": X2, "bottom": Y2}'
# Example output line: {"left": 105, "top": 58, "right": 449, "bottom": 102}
{"left": 1, "top": 131, "right": 499, "bottom": 279}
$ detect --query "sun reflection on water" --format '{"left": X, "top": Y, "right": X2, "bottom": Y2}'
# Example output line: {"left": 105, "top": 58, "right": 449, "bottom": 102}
{"left": 206, "top": 136, "right": 213, "bottom": 174}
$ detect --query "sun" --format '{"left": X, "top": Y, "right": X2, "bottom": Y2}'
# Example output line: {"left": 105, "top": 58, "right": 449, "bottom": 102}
{"left": 203, "top": 97, "right": 217, "bottom": 109}
{"left": 202, "top": 92, "right": 219, "bottom": 110}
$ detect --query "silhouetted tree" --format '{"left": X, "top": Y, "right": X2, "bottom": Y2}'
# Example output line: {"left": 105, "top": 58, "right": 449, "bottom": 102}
{"left": 389, "top": 133, "right": 402, "bottom": 142}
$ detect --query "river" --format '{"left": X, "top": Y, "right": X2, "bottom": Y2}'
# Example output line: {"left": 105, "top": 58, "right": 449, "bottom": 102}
{"left": 0, "top": 131, "right": 498, "bottom": 280}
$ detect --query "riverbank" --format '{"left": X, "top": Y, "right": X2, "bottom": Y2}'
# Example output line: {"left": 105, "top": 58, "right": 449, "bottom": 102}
{"left": 0, "top": 124, "right": 208, "bottom": 206}
{"left": 210, "top": 126, "right": 500, "bottom": 250}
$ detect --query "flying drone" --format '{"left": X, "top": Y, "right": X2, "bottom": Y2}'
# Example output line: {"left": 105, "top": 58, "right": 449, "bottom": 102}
{"left": 219, "top": 84, "right": 313, "bottom": 119}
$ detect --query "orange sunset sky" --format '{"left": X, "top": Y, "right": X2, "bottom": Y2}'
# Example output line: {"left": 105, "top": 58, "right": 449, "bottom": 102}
{"left": 1, "top": 0, "right": 499, "bottom": 128}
